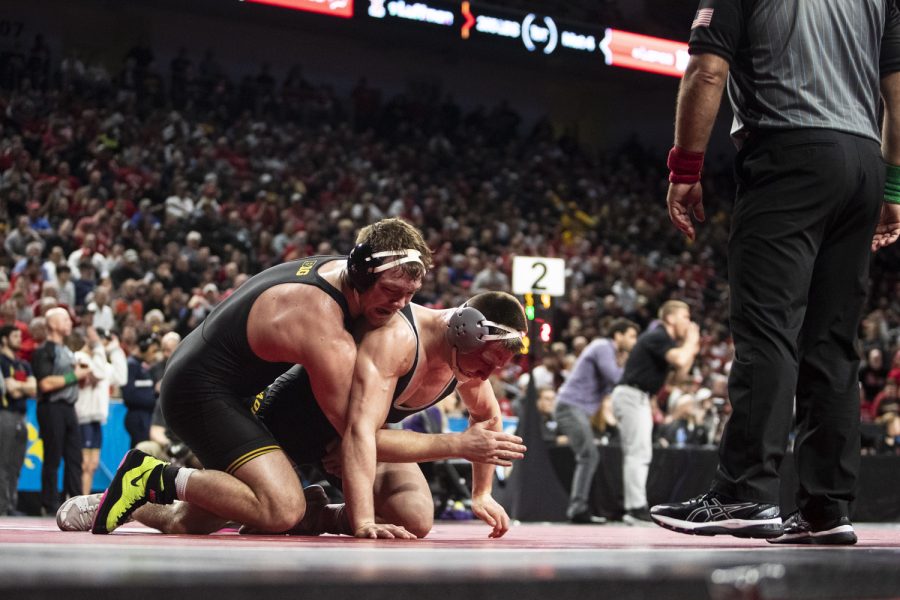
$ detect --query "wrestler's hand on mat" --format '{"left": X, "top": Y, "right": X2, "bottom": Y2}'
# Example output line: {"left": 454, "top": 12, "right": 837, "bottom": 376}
{"left": 667, "top": 181, "right": 705, "bottom": 242}
{"left": 459, "top": 417, "right": 526, "bottom": 466}
{"left": 872, "top": 203, "right": 900, "bottom": 251}
{"left": 471, "top": 494, "right": 510, "bottom": 539}
{"left": 354, "top": 521, "right": 417, "bottom": 540}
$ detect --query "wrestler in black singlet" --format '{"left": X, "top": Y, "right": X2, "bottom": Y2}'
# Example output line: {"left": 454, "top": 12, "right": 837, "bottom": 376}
{"left": 160, "top": 256, "right": 352, "bottom": 473}
{"left": 255, "top": 303, "right": 457, "bottom": 468}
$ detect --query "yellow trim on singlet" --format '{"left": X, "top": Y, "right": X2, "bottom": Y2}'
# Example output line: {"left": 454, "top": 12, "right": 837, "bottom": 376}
{"left": 225, "top": 445, "right": 281, "bottom": 474}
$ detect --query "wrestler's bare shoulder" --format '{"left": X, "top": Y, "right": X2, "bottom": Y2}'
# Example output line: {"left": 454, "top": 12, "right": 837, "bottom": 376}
{"left": 247, "top": 267, "right": 353, "bottom": 362}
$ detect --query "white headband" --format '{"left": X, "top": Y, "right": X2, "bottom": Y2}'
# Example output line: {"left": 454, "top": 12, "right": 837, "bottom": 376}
{"left": 371, "top": 249, "right": 424, "bottom": 273}
{"left": 480, "top": 319, "right": 526, "bottom": 341}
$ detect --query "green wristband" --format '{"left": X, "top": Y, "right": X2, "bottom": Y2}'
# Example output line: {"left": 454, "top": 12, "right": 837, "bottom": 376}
{"left": 885, "top": 164, "right": 900, "bottom": 205}
{"left": 63, "top": 372, "right": 77, "bottom": 385}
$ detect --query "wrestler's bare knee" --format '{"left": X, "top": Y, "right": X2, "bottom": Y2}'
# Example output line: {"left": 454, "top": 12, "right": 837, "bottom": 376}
{"left": 250, "top": 487, "right": 306, "bottom": 532}
{"left": 398, "top": 496, "right": 434, "bottom": 538}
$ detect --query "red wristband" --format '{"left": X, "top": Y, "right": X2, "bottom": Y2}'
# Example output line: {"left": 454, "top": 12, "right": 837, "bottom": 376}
{"left": 667, "top": 146, "right": 705, "bottom": 184}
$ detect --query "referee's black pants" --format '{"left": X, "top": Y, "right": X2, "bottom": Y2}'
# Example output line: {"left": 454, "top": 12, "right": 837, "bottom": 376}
{"left": 36, "top": 401, "right": 82, "bottom": 512}
{"left": 712, "top": 129, "right": 883, "bottom": 525}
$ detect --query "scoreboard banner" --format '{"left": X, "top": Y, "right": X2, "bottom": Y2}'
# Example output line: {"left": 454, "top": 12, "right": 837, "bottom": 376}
{"left": 241, "top": 0, "right": 690, "bottom": 77}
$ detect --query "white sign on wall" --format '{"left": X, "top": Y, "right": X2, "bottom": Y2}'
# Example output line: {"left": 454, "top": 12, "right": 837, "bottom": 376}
{"left": 512, "top": 256, "right": 565, "bottom": 296}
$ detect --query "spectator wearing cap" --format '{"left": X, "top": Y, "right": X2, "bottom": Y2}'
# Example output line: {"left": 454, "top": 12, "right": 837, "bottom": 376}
{"left": 187, "top": 283, "right": 219, "bottom": 328}
{"left": 110, "top": 249, "right": 143, "bottom": 288}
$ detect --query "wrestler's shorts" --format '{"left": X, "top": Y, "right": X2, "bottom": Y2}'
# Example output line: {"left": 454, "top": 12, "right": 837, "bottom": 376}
{"left": 161, "top": 384, "right": 279, "bottom": 474}
{"left": 254, "top": 365, "right": 341, "bottom": 467}
{"left": 160, "top": 358, "right": 340, "bottom": 474}
{"left": 159, "top": 349, "right": 280, "bottom": 474}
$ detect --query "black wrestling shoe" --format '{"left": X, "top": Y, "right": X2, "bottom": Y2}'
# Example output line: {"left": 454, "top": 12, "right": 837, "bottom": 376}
{"left": 767, "top": 511, "right": 857, "bottom": 545}
{"left": 569, "top": 511, "right": 607, "bottom": 525}
{"left": 650, "top": 491, "right": 783, "bottom": 538}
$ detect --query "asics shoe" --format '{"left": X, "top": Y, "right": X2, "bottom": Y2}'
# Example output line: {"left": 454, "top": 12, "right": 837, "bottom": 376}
{"left": 650, "top": 491, "right": 783, "bottom": 538}
{"left": 767, "top": 511, "right": 857, "bottom": 545}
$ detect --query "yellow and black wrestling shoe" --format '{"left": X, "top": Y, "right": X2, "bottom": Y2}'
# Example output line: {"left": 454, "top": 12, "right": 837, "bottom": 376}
{"left": 91, "top": 449, "right": 176, "bottom": 534}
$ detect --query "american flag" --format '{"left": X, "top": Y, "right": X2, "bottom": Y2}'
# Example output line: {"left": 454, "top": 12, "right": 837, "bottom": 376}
{"left": 692, "top": 8, "right": 714, "bottom": 29}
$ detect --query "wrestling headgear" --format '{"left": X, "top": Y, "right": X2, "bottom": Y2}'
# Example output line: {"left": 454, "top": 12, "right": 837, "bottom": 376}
{"left": 347, "top": 242, "right": 425, "bottom": 291}
{"left": 445, "top": 303, "right": 525, "bottom": 354}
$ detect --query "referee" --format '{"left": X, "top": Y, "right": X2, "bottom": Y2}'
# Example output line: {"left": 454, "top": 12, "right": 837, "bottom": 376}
{"left": 653, "top": 0, "right": 900, "bottom": 545}
{"left": 32, "top": 308, "right": 91, "bottom": 513}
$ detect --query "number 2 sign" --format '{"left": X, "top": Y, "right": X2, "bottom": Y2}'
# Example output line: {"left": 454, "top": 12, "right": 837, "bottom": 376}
{"left": 511, "top": 256, "right": 565, "bottom": 297}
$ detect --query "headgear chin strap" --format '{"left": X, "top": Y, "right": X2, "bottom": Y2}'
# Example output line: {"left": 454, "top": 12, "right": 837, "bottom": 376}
{"left": 347, "top": 243, "right": 425, "bottom": 291}
{"left": 445, "top": 303, "right": 525, "bottom": 354}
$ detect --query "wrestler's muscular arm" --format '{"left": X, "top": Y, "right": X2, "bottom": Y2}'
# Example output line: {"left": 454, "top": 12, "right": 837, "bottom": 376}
{"left": 374, "top": 419, "right": 523, "bottom": 465}
{"left": 456, "top": 378, "right": 512, "bottom": 538}
{"left": 340, "top": 323, "right": 416, "bottom": 539}
{"left": 249, "top": 285, "right": 357, "bottom": 424}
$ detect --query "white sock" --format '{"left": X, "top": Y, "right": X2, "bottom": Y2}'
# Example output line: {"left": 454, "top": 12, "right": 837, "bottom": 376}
{"left": 175, "top": 468, "right": 196, "bottom": 501}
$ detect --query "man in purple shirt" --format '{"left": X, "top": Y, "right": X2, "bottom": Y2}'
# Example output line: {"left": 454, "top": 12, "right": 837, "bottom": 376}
{"left": 554, "top": 319, "right": 639, "bottom": 523}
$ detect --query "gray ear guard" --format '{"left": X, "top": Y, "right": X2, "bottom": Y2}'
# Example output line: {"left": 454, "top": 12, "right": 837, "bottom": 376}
{"left": 446, "top": 304, "right": 525, "bottom": 354}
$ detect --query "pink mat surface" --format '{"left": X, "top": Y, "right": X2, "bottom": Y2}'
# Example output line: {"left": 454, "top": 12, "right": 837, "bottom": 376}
{"left": 2, "top": 517, "right": 898, "bottom": 550}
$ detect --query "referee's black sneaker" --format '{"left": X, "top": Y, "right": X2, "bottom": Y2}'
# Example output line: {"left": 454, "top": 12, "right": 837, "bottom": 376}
{"left": 767, "top": 511, "right": 857, "bottom": 545}
{"left": 650, "top": 491, "right": 783, "bottom": 538}
{"left": 569, "top": 511, "right": 607, "bottom": 525}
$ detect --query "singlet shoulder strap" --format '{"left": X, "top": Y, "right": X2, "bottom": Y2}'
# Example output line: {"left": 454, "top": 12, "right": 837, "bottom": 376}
{"left": 391, "top": 304, "right": 419, "bottom": 400}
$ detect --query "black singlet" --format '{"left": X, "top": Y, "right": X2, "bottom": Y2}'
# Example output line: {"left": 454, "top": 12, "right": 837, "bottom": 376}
{"left": 164, "top": 256, "right": 351, "bottom": 399}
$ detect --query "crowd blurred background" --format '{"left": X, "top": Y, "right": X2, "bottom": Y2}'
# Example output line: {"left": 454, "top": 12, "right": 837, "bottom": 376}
{"left": 2, "top": 0, "right": 900, "bottom": 515}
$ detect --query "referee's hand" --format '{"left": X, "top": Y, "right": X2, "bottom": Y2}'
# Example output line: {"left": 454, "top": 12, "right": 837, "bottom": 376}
{"left": 667, "top": 181, "right": 705, "bottom": 242}
{"left": 872, "top": 203, "right": 900, "bottom": 251}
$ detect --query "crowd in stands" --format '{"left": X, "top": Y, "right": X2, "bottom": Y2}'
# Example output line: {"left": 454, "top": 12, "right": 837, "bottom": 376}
{"left": 1, "top": 32, "right": 900, "bottom": 513}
